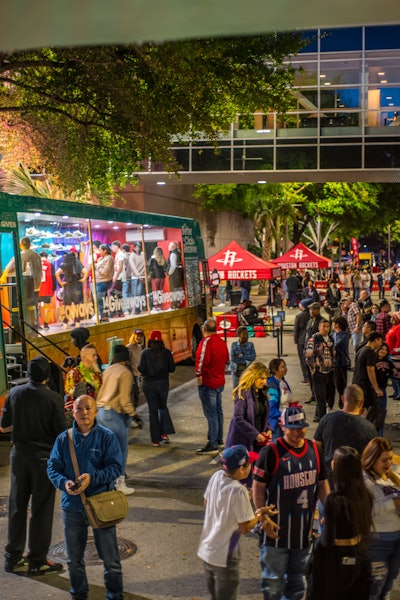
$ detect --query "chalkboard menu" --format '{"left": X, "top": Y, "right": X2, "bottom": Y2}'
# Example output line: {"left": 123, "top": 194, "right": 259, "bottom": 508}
{"left": 182, "top": 223, "right": 202, "bottom": 307}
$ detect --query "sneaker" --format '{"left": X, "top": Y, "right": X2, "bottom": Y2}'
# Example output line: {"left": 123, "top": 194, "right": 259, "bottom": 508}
{"left": 218, "top": 303, "right": 225, "bottom": 307}
{"left": 161, "top": 434, "right": 170, "bottom": 443}
{"left": 5, "top": 557, "right": 28, "bottom": 573}
{"left": 218, "top": 441, "right": 224, "bottom": 448}
{"left": 115, "top": 476, "right": 135, "bottom": 496}
{"left": 301, "top": 379, "right": 310, "bottom": 384}
{"left": 196, "top": 444, "right": 219, "bottom": 455}
{"left": 28, "top": 560, "right": 63, "bottom": 576}
{"left": 152, "top": 442, "right": 161, "bottom": 447}
{"left": 312, "top": 417, "right": 320, "bottom": 423}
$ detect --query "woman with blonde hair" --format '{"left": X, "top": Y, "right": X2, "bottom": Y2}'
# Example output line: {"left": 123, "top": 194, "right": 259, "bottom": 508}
{"left": 362, "top": 437, "right": 400, "bottom": 600}
{"left": 225, "top": 361, "right": 271, "bottom": 454}
{"left": 148, "top": 246, "right": 167, "bottom": 311}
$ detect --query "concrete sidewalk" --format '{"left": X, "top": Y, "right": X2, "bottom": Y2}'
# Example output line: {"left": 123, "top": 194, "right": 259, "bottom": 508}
{"left": 1, "top": 299, "right": 400, "bottom": 599}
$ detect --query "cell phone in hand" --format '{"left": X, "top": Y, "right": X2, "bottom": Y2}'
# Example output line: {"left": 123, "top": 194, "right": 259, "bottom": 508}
{"left": 70, "top": 479, "right": 82, "bottom": 491}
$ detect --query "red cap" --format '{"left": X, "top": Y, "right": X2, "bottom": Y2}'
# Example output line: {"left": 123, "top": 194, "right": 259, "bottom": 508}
{"left": 149, "top": 330, "right": 162, "bottom": 341}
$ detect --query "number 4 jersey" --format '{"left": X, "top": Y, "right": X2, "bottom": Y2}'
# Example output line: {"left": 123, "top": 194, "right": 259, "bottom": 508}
{"left": 253, "top": 437, "right": 323, "bottom": 549}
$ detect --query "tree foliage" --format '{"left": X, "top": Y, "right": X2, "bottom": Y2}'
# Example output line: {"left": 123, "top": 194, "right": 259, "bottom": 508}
{"left": 0, "top": 33, "right": 304, "bottom": 196}
{"left": 194, "top": 182, "right": 400, "bottom": 257}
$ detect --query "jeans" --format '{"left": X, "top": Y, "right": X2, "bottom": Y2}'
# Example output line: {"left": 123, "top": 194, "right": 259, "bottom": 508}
{"left": 198, "top": 385, "right": 224, "bottom": 448}
{"left": 369, "top": 532, "right": 400, "bottom": 600}
{"left": 121, "top": 280, "right": 131, "bottom": 311}
{"left": 259, "top": 544, "right": 312, "bottom": 600}
{"left": 131, "top": 278, "right": 144, "bottom": 313}
{"left": 96, "top": 281, "right": 111, "bottom": 318}
{"left": 62, "top": 509, "right": 123, "bottom": 600}
{"left": 288, "top": 291, "right": 297, "bottom": 308}
{"left": 351, "top": 330, "right": 363, "bottom": 351}
{"left": 203, "top": 553, "right": 240, "bottom": 600}
{"left": 96, "top": 408, "right": 132, "bottom": 475}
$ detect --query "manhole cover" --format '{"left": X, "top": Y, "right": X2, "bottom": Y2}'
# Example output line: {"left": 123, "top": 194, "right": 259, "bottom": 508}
{"left": 48, "top": 537, "right": 137, "bottom": 565}
{"left": 0, "top": 497, "right": 8, "bottom": 518}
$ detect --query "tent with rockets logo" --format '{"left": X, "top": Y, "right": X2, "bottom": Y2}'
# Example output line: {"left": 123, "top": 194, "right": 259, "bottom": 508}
{"left": 208, "top": 240, "right": 281, "bottom": 280}
{"left": 271, "top": 242, "right": 331, "bottom": 270}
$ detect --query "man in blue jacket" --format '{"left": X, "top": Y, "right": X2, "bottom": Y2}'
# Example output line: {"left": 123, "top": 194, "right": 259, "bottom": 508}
{"left": 47, "top": 395, "right": 124, "bottom": 600}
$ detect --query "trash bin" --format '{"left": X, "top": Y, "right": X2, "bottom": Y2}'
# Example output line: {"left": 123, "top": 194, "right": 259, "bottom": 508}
{"left": 230, "top": 290, "right": 242, "bottom": 306}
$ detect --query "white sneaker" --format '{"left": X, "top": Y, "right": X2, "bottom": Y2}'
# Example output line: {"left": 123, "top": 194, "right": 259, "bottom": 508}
{"left": 115, "top": 476, "right": 135, "bottom": 495}
{"left": 218, "top": 303, "right": 225, "bottom": 307}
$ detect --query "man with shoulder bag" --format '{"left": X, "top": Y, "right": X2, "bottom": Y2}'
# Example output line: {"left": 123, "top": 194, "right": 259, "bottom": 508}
{"left": 47, "top": 395, "right": 126, "bottom": 600}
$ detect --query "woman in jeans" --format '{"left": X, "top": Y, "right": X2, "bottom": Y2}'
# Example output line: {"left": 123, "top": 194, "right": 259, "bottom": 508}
{"left": 362, "top": 437, "right": 400, "bottom": 600}
{"left": 96, "top": 344, "right": 135, "bottom": 495}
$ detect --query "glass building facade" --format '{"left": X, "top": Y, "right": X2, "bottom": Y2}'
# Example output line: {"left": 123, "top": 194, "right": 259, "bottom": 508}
{"left": 154, "top": 25, "right": 400, "bottom": 181}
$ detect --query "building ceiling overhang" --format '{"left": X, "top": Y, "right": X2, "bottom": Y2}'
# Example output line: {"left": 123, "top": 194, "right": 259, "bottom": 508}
{"left": 1, "top": 1, "right": 400, "bottom": 51}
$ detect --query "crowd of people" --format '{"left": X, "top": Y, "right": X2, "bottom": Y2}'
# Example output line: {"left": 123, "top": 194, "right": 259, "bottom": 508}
{"left": 3, "top": 261, "right": 400, "bottom": 600}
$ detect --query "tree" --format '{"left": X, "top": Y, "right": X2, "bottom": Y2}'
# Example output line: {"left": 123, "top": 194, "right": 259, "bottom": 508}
{"left": 0, "top": 33, "right": 304, "bottom": 196}
{"left": 194, "top": 181, "right": 399, "bottom": 258}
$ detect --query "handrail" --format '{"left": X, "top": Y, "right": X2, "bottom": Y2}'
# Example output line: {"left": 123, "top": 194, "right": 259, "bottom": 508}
{"left": 1, "top": 302, "right": 70, "bottom": 357}
{"left": 1, "top": 308, "right": 68, "bottom": 375}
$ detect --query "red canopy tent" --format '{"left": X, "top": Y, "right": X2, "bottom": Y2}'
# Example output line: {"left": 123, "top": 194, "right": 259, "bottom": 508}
{"left": 208, "top": 241, "right": 281, "bottom": 280}
{"left": 271, "top": 242, "right": 331, "bottom": 270}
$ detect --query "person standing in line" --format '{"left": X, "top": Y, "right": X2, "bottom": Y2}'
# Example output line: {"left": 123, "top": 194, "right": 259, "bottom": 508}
{"left": 310, "top": 446, "right": 373, "bottom": 600}
{"left": 64, "top": 344, "right": 102, "bottom": 414}
{"left": 375, "top": 299, "right": 392, "bottom": 341}
{"left": 129, "top": 242, "right": 145, "bottom": 314}
{"left": 267, "top": 358, "right": 292, "bottom": 439}
{"left": 252, "top": 406, "right": 329, "bottom": 600}
{"left": 362, "top": 437, "right": 400, "bottom": 600}
{"left": 197, "top": 445, "right": 278, "bottom": 600}
{"left": 342, "top": 296, "right": 363, "bottom": 353}
{"left": 293, "top": 300, "right": 311, "bottom": 384}
{"left": 304, "top": 301, "right": 323, "bottom": 405}
{"left": 305, "top": 318, "right": 335, "bottom": 423}
{"left": 313, "top": 384, "right": 377, "bottom": 488}
{"left": 331, "top": 315, "right": 350, "bottom": 409}
{"left": 356, "top": 319, "right": 377, "bottom": 354}
{"left": 94, "top": 244, "right": 114, "bottom": 322}
{"left": 38, "top": 251, "right": 56, "bottom": 329}
{"left": 342, "top": 267, "right": 352, "bottom": 295}
{"left": 286, "top": 271, "right": 301, "bottom": 309}
{"left": 239, "top": 279, "right": 251, "bottom": 303}
{"left": 0, "top": 357, "right": 65, "bottom": 575}
{"left": 96, "top": 345, "right": 135, "bottom": 495}
{"left": 167, "top": 241, "right": 184, "bottom": 309}
{"left": 374, "top": 342, "right": 394, "bottom": 436}
{"left": 229, "top": 326, "right": 256, "bottom": 389}
{"left": 56, "top": 252, "right": 88, "bottom": 327}
{"left": 385, "top": 311, "right": 400, "bottom": 401}
{"left": 47, "top": 395, "right": 124, "bottom": 600}
{"left": 127, "top": 327, "right": 145, "bottom": 427}
{"left": 110, "top": 240, "right": 126, "bottom": 317}
{"left": 377, "top": 271, "right": 385, "bottom": 300}
{"left": 352, "top": 331, "right": 384, "bottom": 413}
{"left": 225, "top": 361, "right": 271, "bottom": 455}
{"left": 195, "top": 319, "right": 229, "bottom": 455}
{"left": 139, "top": 330, "right": 175, "bottom": 447}
{"left": 147, "top": 246, "right": 167, "bottom": 311}
{"left": 390, "top": 278, "right": 400, "bottom": 311}
{"left": 352, "top": 268, "right": 362, "bottom": 301}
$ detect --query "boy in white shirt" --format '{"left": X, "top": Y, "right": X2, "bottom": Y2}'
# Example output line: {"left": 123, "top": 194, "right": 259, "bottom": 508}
{"left": 198, "top": 445, "right": 278, "bottom": 600}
